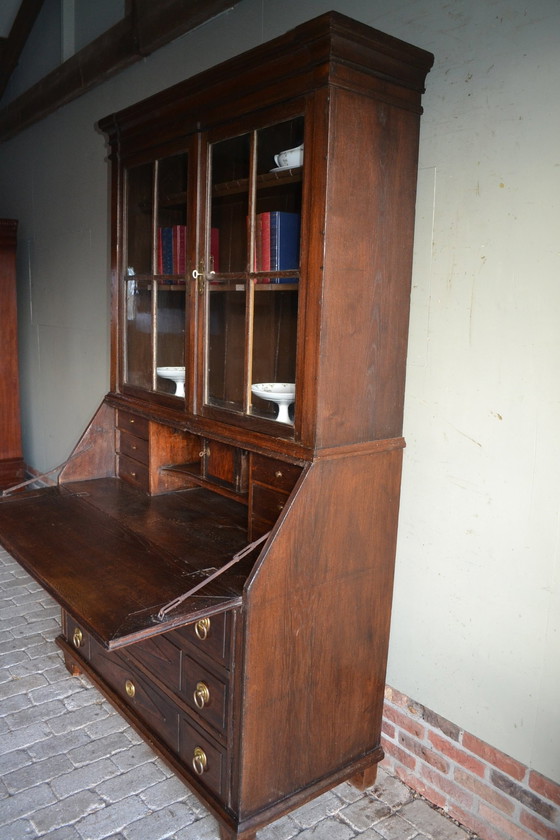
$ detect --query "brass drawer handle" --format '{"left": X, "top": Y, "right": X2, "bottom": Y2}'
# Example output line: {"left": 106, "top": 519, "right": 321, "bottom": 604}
{"left": 130, "top": 471, "right": 137, "bottom": 478}
{"left": 193, "top": 746, "right": 207, "bottom": 775}
{"left": 125, "top": 679, "right": 136, "bottom": 698}
{"left": 194, "top": 618, "right": 210, "bottom": 640}
{"left": 129, "top": 418, "right": 135, "bottom": 424}
{"left": 72, "top": 627, "right": 83, "bottom": 649}
{"left": 275, "top": 470, "right": 283, "bottom": 478}
{"left": 194, "top": 681, "right": 210, "bottom": 709}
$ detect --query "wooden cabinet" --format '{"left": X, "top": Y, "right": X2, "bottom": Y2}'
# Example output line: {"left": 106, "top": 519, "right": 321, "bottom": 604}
{"left": 0, "top": 219, "right": 25, "bottom": 490}
{"left": 0, "top": 14, "right": 432, "bottom": 840}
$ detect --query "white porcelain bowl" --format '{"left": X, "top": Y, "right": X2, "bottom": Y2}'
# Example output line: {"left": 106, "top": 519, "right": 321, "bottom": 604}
{"left": 251, "top": 382, "right": 295, "bottom": 423}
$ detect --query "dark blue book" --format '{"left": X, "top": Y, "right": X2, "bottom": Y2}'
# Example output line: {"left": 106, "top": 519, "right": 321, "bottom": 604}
{"left": 161, "top": 227, "right": 173, "bottom": 275}
{"left": 270, "top": 211, "right": 300, "bottom": 282}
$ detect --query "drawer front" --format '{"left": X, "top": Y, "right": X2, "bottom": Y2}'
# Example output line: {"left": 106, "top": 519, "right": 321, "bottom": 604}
{"left": 251, "top": 454, "right": 302, "bottom": 492}
{"left": 173, "top": 611, "right": 232, "bottom": 667}
{"left": 181, "top": 653, "right": 228, "bottom": 733}
{"left": 126, "top": 633, "right": 182, "bottom": 695}
{"left": 117, "top": 410, "right": 149, "bottom": 440}
{"left": 62, "top": 612, "right": 91, "bottom": 661}
{"left": 119, "top": 430, "right": 149, "bottom": 465}
{"left": 180, "top": 717, "right": 226, "bottom": 799}
{"left": 90, "top": 642, "right": 179, "bottom": 751}
{"left": 118, "top": 453, "right": 149, "bottom": 490}
{"left": 251, "top": 483, "right": 289, "bottom": 525}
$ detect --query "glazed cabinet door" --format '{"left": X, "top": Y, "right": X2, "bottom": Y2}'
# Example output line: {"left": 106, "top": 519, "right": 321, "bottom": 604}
{"left": 121, "top": 141, "right": 196, "bottom": 405}
{"left": 198, "top": 109, "right": 306, "bottom": 435}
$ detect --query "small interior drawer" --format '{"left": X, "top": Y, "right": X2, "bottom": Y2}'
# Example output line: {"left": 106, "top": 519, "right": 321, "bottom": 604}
{"left": 251, "top": 483, "right": 289, "bottom": 524}
{"left": 117, "top": 410, "right": 149, "bottom": 439}
{"left": 119, "top": 430, "right": 149, "bottom": 465}
{"left": 251, "top": 454, "right": 302, "bottom": 492}
{"left": 118, "top": 453, "right": 149, "bottom": 490}
{"left": 180, "top": 716, "right": 227, "bottom": 798}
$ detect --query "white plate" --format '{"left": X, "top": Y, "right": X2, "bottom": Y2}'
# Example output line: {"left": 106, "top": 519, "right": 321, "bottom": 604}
{"left": 270, "top": 164, "right": 302, "bottom": 172}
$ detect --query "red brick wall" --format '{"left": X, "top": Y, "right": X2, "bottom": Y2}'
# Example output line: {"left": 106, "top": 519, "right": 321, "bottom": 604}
{"left": 381, "top": 686, "right": 560, "bottom": 840}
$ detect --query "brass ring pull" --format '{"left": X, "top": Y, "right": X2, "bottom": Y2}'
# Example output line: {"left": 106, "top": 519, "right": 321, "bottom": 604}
{"left": 194, "top": 681, "right": 210, "bottom": 709}
{"left": 193, "top": 746, "right": 207, "bottom": 775}
{"left": 194, "top": 618, "right": 210, "bottom": 640}
{"left": 72, "top": 628, "right": 83, "bottom": 649}
{"left": 125, "top": 679, "right": 136, "bottom": 698}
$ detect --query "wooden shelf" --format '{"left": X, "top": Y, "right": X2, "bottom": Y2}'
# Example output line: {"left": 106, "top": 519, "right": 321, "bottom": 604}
{"left": 161, "top": 462, "right": 249, "bottom": 503}
{"left": 213, "top": 167, "right": 302, "bottom": 198}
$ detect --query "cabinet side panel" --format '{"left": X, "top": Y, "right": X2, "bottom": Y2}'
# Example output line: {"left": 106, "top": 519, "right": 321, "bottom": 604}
{"left": 0, "top": 221, "right": 22, "bottom": 461}
{"left": 238, "top": 448, "right": 403, "bottom": 815}
{"left": 58, "top": 401, "right": 116, "bottom": 483}
{"left": 315, "top": 87, "right": 421, "bottom": 445}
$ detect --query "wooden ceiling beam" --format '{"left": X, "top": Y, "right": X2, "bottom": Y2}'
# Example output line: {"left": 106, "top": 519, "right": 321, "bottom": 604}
{"left": 0, "top": 0, "right": 242, "bottom": 143}
{"left": 0, "top": 0, "right": 45, "bottom": 100}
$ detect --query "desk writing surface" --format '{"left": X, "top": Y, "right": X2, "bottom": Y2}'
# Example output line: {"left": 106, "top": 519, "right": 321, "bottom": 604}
{"left": 0, "top": 480, "right": 250, "bottom": 648}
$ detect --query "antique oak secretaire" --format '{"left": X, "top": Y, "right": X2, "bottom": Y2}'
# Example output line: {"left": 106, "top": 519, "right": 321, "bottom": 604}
{"left": 0, "top": 13, "right": 432, "bottom": 840}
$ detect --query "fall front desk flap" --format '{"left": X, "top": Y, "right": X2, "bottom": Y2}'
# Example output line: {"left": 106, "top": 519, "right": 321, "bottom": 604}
{"left": 0, "top": 479, "right": 256, "bottom": 649}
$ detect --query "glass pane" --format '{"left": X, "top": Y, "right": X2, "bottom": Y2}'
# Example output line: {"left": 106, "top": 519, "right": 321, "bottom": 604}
{"left": 125, "top": 279, "right": 152, "bottom": 389}
{"left": 251, "top": 288, "right": 298, "bottom": 424}
{"left": 254, "top": 118, "right": 303, "bottom": 281}
{"left": 126, "top": 163, "right": 154, "bottom": 275}
{"left": 210, "top": 134, "right": 250, "bottom": 274}
{"left": 156, "top": 152, "right": 188, "bottom": 278}
{"left": 207, "top": 283, "right": 246, "bottom": 411}
{"left": 155, "top": 287, "right": 186, "bottom": 398}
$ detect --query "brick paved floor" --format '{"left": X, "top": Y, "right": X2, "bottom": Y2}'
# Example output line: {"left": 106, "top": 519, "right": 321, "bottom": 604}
{"left": 0, "top": 546, "right": 478, "bottom": 840}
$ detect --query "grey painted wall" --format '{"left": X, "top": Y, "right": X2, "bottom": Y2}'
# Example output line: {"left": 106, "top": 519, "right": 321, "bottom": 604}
{"left": 1, "top": 0, "right": 559, "bottom": 783}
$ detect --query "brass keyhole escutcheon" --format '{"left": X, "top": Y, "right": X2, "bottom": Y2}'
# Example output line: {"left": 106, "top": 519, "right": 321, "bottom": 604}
{"left": 194, "top": 681, "right": 210, "bottom": 709}
{"left": 125, "top": 679, "right": 136, "bottom": 698}
{"left": 193, "top": 746, "right": 207, "bottom": 775}
{"left": 194, "top": 618, "right": 210, "bottom": 640}
{"left": 72, "top": 628, "right": 83, "bottom": 649}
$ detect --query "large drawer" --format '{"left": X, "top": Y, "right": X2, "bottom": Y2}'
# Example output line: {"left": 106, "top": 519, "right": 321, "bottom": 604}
{"left": 173, "top": 611, "right": 233, "bottom": 667}
{"left": 126, "top": 632, "right": 182, "bottom": 695}
{"left": 180, "top": 716, "right": 227, "bottom": 799}
{"left": 89, "top": 641, "right": 179, "bottom": 752}
{"left": 62, "top": 612, "right": 91, "bottom": 661}
{"left": 181, "top": 652, "right": 228, "bottom": 734}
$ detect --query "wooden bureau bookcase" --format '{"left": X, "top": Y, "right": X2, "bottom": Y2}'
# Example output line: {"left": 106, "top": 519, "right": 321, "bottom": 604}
{"left": 0, "top": 14, "right": 432, "bottom": 840}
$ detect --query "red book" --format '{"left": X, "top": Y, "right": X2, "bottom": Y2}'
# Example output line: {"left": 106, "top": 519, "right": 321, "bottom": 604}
{"left": 173, "top": 225, "right": 186, "bottom": 275}
{"left": 256, "top": 212, "right": 271, "bottom": 282}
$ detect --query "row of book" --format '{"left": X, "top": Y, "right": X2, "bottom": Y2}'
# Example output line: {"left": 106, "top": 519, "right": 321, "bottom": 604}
{"left": 157, "top": 226, "right": 220, "bottom": 275}
{"left": 255, "top": 211, "right": 300, "bottom": 282}
{"left": 156, "top": 215, "right": 300, "bottom": 279}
